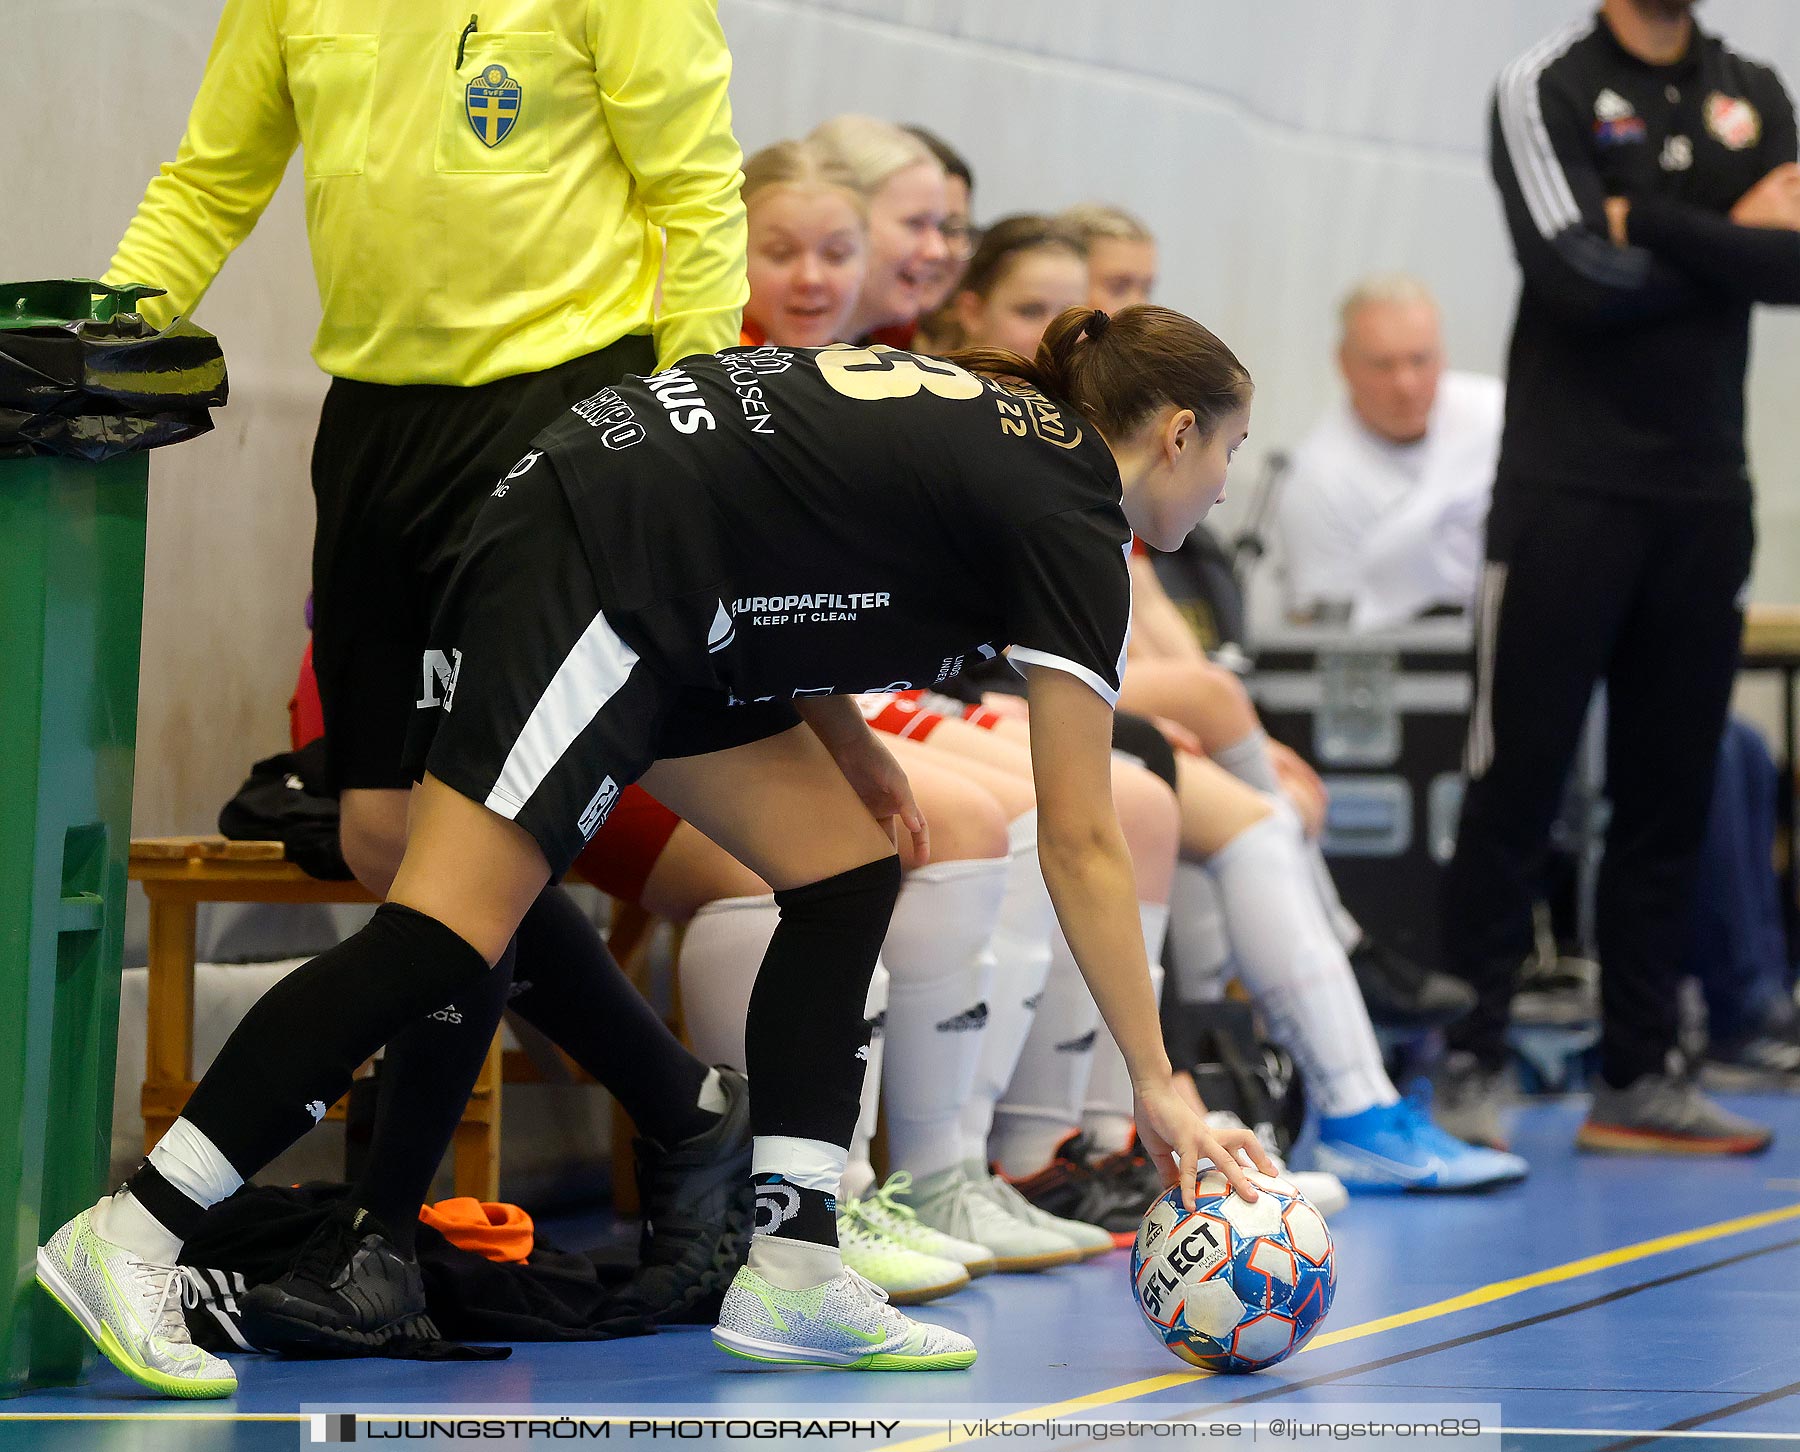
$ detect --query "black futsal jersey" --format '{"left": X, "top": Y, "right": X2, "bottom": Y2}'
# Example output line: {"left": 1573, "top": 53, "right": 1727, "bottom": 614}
{"left": 541, "top": 342, "right": 1133, "bottom": 707}
{"left": 414, "top": 342, "right": 1132, "bottom": 872}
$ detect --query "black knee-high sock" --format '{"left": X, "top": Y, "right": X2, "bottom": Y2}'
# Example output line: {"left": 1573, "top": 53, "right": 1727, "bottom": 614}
{"left": 158, "top": 904, "right": 494, "bottom": 1192}
{"left": 349, "top": 942, "right": 517, "bottom": 1253}
{"left": 507, "top": 886, "right": 713, "bottom": 1145}
{"left": 746, "top": 856, "right": 901, "bottom": 1149}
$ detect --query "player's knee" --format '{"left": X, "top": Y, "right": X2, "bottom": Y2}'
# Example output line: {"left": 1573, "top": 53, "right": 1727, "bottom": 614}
{"left": 1196, "top": 661, "right": 1258, "bottom": 737}
{"left": 975, "top": 767, "right": 1037, "bottom": 821}
{"left": 1113, "top": 759, "right": 1181, "bottom": 862}
{"left": 918, "top": 778, "right": 1011, "bottom": 864}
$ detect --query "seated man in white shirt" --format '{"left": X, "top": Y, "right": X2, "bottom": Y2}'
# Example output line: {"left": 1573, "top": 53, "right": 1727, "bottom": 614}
{"left": 1276, "top": 276, "right": 1502, "bottom": 630}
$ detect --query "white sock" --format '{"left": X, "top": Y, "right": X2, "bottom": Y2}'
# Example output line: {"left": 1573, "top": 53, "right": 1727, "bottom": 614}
{"left": 881, "top": 858, "right": 1007, "bottom": 1181}
{"left": 1168, "top": 860, "right": 1233, "bottom": 1004}
{"left": 844, "top": 961, "right": 890, "bottom": 1201}
{"left": 749, "top": 1135, "right": 847, "bottom": 1289}
{"left": 993, "top": 922, "right": 1099, "bottom": 1177}
{"left": 1304, "top": 838, "right": 1363, "bottom": 951}
{"left": 150, "top": 1117, "right": 244, "bottom": 1207}
{"left": 1206, "top": 812, "right": 1397, "bottom": 1118}
{"left": 100, "top": 1117, "right": 243, "bottom": 1262}
{"left": 678, "top": 893, "right": 780, "bottom": 1071}
{"left": 1082, "top": 906, "right": 1170, "bottom": 1154}
{"left": 958, "top": 812, "right": 1054, "bottom": 1166}
{"left": 98, "top": 1189, "right": 186, "bottom": 1265}
{"left": 697, "top": 1066, "right": 728, "bottom": 1116}
{"left": 1214, "top": 729, "right": 1363, "bottom": 950}
{"left": 1213, "top": 728, "right": 1283, "bottom": 797}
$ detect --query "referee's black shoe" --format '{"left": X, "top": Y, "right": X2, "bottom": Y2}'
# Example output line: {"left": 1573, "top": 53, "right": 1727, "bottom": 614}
{"left": 1348, "top": 937, "right": 1477, "bottom": 1031}
{"left": 614, "top": 1066, "right": 754, "bottom": 1325}
{"left": 240, "top": 1203, "right": 436, "bottom": 1355}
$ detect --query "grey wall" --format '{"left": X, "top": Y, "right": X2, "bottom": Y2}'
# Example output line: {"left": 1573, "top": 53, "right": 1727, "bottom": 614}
{"left": 7, "top": 0, "right": 1799, "bottom": 837}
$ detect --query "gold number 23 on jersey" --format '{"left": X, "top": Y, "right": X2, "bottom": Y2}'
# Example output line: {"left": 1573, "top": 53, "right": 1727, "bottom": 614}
{"left": 817, "top": 344, "right": 985, "bottom": 402}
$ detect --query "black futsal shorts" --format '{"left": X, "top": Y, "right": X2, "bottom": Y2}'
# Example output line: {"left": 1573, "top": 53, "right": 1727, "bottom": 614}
{"left": 309, "top": 333, "right": 655, "bottom": 794}
{"left": 405, "top": 447, "right": 798, "bottom": 876}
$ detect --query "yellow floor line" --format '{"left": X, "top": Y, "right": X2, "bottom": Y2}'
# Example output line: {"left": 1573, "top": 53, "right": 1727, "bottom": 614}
{"left": 885, "top": 1199, "right": 1800, "bottom": 1451}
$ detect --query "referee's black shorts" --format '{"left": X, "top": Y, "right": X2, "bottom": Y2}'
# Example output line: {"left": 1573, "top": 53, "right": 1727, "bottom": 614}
{"left": 406, "top": 447, "right": 798, "bottom": 876}
{"left": 309, "top": 333, "right": 655, "bottom": 795}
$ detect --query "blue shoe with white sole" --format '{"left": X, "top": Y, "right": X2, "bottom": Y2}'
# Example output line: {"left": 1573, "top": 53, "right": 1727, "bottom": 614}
{"left": 1310, "top": 1097, "right": 1529, "bottom": 1192}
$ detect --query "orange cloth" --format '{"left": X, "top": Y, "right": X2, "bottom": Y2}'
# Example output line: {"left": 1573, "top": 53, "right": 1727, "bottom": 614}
{"left": 419, "top": 1198, "right": 535, "bottom": 1264}
{"left": 289, "top": 639, "right": 325, "bottom": 750}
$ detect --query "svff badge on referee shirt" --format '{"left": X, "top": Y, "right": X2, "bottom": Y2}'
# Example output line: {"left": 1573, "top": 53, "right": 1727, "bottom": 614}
{"left": 466, "top": 64, "right": 522, "bottom": 147}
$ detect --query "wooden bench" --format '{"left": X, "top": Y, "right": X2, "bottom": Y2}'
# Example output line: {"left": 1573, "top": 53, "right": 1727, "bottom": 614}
{"left": 130, "top": 837, "right": 508, "bottom": 1198}
{"left": 129, "top": 837, "right": 672, "bottom": 1208}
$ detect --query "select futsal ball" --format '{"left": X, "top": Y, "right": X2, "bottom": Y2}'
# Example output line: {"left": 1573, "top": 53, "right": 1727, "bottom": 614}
{"left": 1130, "top": 1169, "right": 1335, "bottom": 1372}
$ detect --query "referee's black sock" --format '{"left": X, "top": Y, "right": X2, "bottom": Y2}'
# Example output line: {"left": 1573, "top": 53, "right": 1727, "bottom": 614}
{"left": 508, "top": 885, "right": 716, "bottom": 1146}
{"left": 125, "top": 904, "right": 495, "bottom": 1238}
{"left": 349, "top": 942, "right": 518, "bottom": 1255}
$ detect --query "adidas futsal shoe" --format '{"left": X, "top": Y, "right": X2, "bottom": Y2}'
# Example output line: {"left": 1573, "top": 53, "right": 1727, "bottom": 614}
{"left": 837, "top": 1201, "right": 969, "bottom": 1305}
{"left": 616, "top": 1066, "right": 755, "bottom": 1324}
{"left": 240, "top": 1202, "right": 436, "bottom": 1354}
{"left": 1310, "top": 1097, "right": 1529, "bottom": 1192}
{"left": 36, "top": 1201, "right": 237, "bottom": 1398}
{"left": 712, "top": 1264, "right": 976, "bottom": 1369}
{"left": 853, "top": 1173, "right": 996, "bottom": 1277}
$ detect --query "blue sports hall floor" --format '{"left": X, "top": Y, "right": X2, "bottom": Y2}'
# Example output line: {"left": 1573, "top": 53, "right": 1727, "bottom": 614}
{"left": 7, "top": 1094, "right": 1800, "bottom": 1451}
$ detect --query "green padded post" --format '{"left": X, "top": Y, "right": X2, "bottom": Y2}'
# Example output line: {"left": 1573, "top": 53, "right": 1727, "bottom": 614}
{"left": 0, "top": 281, "right": 156, "bottom": 1395}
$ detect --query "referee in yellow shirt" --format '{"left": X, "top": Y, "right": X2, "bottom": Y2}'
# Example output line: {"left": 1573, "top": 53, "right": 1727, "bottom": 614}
{"left": 102, "top": 0, "right": 754, "bottom": 1360}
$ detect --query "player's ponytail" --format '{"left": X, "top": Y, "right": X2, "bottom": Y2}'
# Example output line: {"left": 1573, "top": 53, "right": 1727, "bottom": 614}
{"left": 947, "top": 303, "right": 1252, "bottom": 444}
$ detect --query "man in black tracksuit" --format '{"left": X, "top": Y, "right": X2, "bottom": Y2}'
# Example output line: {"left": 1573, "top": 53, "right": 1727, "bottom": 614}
{"left": 1439, "top": 0, "right": 1800, "bottom": 1155}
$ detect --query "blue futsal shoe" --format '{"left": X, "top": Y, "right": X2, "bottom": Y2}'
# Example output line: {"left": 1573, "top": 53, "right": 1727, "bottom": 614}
{"left": 1308, "top": 1097, "right": 1529, "bottom": 1193}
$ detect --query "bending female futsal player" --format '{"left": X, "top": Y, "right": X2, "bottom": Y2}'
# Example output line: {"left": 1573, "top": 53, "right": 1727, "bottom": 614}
{"left": 39, "top": 304, "right": 1275, "bottom": 1387}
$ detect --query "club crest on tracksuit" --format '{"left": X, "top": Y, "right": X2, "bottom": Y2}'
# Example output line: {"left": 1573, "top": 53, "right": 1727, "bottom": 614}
{"left": 1704, "top": 92, "right": 1760, "bottom": 151}
{"left": 466, "top": 64, "right": 522, "bottom": 147}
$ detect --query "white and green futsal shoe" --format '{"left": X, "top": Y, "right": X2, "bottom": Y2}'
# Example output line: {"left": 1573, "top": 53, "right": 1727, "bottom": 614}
{"left": 713, "top": 1264, "right": 977, "bottom": 1370}
{"left": 36, "top": 1201, "right": 237, "bottom": 1398}
{"left": 852, "top": 1172, "right": 997, "bottom": 1278}
{"left": 836, "top": 1200, "right": 969, "bottom": 1305}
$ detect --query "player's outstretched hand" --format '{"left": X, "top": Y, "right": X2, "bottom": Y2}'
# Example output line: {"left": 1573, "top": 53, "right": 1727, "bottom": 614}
{"left": 1135, "top": 1075, "right": 1277, "bottom": 1210}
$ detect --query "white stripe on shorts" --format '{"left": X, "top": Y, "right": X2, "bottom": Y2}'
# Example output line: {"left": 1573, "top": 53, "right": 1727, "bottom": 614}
{"left": 484, "top": 610, "right": 640, "bottom": 818}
